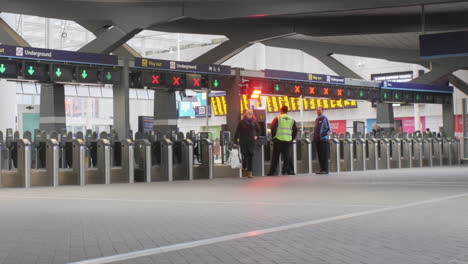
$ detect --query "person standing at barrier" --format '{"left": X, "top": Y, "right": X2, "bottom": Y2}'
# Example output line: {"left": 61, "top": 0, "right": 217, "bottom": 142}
{"left": 234, "top": 110, "right": 260, "bottom": 178}
{"left": 268, "top": 106, "right": 298, "bottom": 176}
{"left": 314, "top": 107, "right": 331, "bottom": 174}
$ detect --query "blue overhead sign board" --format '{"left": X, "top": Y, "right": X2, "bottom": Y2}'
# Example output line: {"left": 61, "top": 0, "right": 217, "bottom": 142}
{"left": 264, "top": 69, "right": 345, "bottom": 84}
{"left": 381, "top": 81, "right": 453, "bottom": 93}
{"left": 420, "top": 31, "right": 468, "bottom": 59}
{"left": 135, "top": 57, "right": 231, "bottom": 75}
{"left": 0, "top": 44, "right": 118, "bottom": 66}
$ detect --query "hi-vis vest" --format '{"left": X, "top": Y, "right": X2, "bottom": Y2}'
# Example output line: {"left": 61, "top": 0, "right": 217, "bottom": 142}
{"left": 274, "top": 114, "right": 294, "bottom": 141}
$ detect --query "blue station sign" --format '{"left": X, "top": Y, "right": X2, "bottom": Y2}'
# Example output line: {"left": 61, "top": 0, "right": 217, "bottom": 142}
{"left": 0, "top": 44, "right": 118, "bottom": 66}
{"left": 264, "top": 69, "right": 345, "bottom": 84}
{"left": 135, "top": 58, "right": 231, "bottom": 75}
{"left": 381, "top": 81, "right": 453, "bottom": 94}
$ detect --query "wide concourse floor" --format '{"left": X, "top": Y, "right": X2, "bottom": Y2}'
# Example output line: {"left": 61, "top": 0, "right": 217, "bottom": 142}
{"left": 0, "top": 167, "right": 467, "bottom": 264}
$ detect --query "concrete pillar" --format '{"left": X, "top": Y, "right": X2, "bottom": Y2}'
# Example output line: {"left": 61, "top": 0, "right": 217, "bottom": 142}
{"left": 0, "top": 80, "right": 17, "bottom": 132}
{"left": 113, "top": 58, "right": 131, "bottom": 139}
{"left": 414, "top": 104, "right": 421, "bottom": 132}
{"left": 153, "top": 90, "right": 178, "bottom": 133}
{"left": 376, "top": 103, "right": 394, "bottom": 132}
{"left": 39, "top": 83, "right": 66, "bottom": 132}
{"left": 225, "top": 68, "right": 242, "bottom": 137}
{"left": 463, "top": 98, "right": 468, "bottom": 159}
{"left": 442, "top": 95, "right": 455, "bottom": 137}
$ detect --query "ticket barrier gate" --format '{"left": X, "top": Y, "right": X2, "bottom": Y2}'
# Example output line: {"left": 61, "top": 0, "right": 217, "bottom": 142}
{"left": 133, "top": 133, "right": 152, "bottom": 183}
{"left": 295, "top": 138, "right": 312, "bottom": 174}
{"left": 431, "top": 138, "right": 443, "bottom": 167}
{"left": 365, "top": 138, "right": 378, "bottom": 170}
{"left": 252, "top": 137, "right": 267, "bottom": 176}
{"left": 194, "top": 138, "right": 213, "bottom": 179}
{"left": 103, "top": 132, "right": 135, "bottom": 184}
{"left": 410, "top": 138, "right": 423, "bottom": 168}
{"left": 150, "top": 135, "right": 173, "bottom": 182}
{"left": 377, "top": 138, "right": 390, "bottom": 169}
{"left": 20, "top": 131, "right": 59, "bottom": 187}
{"left": 450, "top": 138, "right": 461, "bottom": 165}
{"left": 171, "top": 133, "right": 194, "bottom": 181}
{"left": 56, "top": 132, "right": 86, "bottom": 186}
{"left": 421, "top": 138, "right": 433, "bottom": 167}
{"left": 339, "top": 137, "right": 353, "bottom": 172}
{"left": 85, "top": 133, "right": 110, "bottom": 184}
{"left": 1, "top": 138, "right": 32, "bottom": 188}
{"left": 353, "top": 137, "right": 366, "bottom": 171}
{"left": 329, "top": 138, "right": 340, "bottom": 172}
{"left": 389, "top": 138, "right": 401, "bottom": 169}
{"left": 400, "top": 137, "right": 412, "bottom": 168}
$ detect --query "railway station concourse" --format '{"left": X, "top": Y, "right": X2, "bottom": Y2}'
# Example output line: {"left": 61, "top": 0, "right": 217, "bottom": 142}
{"left": 0, "top": 1, "right": 467, "bottom": 264}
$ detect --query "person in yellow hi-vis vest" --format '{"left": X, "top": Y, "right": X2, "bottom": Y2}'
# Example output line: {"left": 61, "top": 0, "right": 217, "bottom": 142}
{"left": 267, "top": 106, "right": 298, "bottom": 176}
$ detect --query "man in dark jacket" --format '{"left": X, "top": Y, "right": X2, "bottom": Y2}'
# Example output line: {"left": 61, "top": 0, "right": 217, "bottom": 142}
{"left": 313, "top": 107, "right": 331, "bottom": 174}
{"left": 267, "top": 106, "right": 298, "bottom": 176}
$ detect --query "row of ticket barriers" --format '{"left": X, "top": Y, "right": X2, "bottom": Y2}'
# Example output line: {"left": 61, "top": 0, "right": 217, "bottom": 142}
{"left": 253, "top": 133, "right": 462, "bottom": 175}
{"left": 0, "top": 129, "right": 227, "bottom": 188}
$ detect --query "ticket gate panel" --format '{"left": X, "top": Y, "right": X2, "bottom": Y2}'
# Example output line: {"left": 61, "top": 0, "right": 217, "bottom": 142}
{"left": 194, "top": 139, "right": 213, "bottom": 179}
{"left": 365, "top": 139, "right": 378, "bottom": 170}
{"left": 173, "top": 140, "right": 194, "bottom": 181}
{"left": 389, "top": 139, "right": 402, "bottom": 169}
{"left": 311, "top": 142, "right": 320, "bottom": 173}
{"left": 422, "top": 139, "right": 433, "bottom": 167}
{"left": 441, "top": 139, "right": 451, "bottom": 166}
{"left": 329, "top": 139, "right": 340, "bottom": 173}
{"left": 411, "top": 139, "right": 423, "bottom": 168}
{"left": 296, "top": 139, "right": 312, "bottom": 174}
{"left": 1, "top": 139, "right": 32, "bottom": 188}
{"left": 400, "top": 139, "right": 412, "bottom": 168}
{"left": 340, "top": 139, "right": 353, "bottom": 172}
{"left": 151, "top": 139, "right": 174, "bottom": 182}
{"left": 431, "top": 139, "right": 443, "bottom": 167}
{"left": 377, "top": 139, "right": 390, "bottom": 170}
{"left": 353, "top": 139, "right": 366, "bottom": 171}
{"left": 450, "top": 139, "right": 461, "bottom": 165}
{"left": 133, "top": 139, "right": 152, "bottom": 183}
{"left": 252, "top": 141, "right": 265, "bottom": 177}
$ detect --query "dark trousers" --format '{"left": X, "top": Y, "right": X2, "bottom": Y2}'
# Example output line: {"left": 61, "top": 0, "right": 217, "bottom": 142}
{"left": 241, "top": 151, "right": 253, "bottom": 172}
{"left": 268, "top": 140, "right": 291, "bottom": 175}
{"left": 316, "top": 141, "right": 329, "bottom": 173}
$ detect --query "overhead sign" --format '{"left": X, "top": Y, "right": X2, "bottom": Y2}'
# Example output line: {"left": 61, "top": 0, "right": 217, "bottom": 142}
{"left": 0, "top": 59, "right": 18, "bottom": 79}
{"left": 265, "top": 69, "right": 345, "bottom": 84}
{"left": 266, "top": 96, "right": 357, "bottom": 113}
{"left": 23, "top": 61, "right": 49, "bottom": 82}
{"left": 76, "top": 66, "right": 99, "bottom": 83}
{"left": 0, "top": 44, "right": 118, "bottom": 66}
{"left": 381, "top": 81, "right": 453, "bottom": 93}
{"left": 50, "top": 64, "right": 74, "bottom": 82}
{"left": 420, "top": 31, "right": 468, "bottom": 59}
{"left": 135, "top": 58, "right": 231, "bottom": 75}
{"left": 101, "top": 68, "right": 121, "bottom": 85}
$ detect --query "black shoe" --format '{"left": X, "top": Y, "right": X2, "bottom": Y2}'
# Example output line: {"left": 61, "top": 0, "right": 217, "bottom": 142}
{"left": 287, "top": 172, "right": 296, "bottom": 175}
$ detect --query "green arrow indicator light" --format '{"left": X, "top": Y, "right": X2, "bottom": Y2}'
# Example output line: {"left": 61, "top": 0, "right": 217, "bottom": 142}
{"left": 213, "top": 79, "right": 219, "bottom": 88}
{"left": 28, "top": 66, "right": 35, "bottom": 76}
{"left": 359, "top": 91, "right": 364, "bottom": 97}
{"left": 55, "top": 68, "right": 62, "bottom": 77}
{"left": 383, "top": 93, "right": 388, "bottom": 99}
{"left": 106, "top": 72, "right": 112, "bottom": 81}
{"left": 416, "top": 95, "right": 421, "bottom": 101}
{"left": 395, "top": 93, "right": 399, "bottom": 99}
{"left": 275, "top": 84, "right": 280, "bottom": 92}
{"left": 0, "top": 64, "right": 6, "bottom": 74}
{"left": 81, "top": 70, "right": 88, "bottom": 79}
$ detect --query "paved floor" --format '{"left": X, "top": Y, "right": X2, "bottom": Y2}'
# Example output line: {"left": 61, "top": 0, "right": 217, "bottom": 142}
{"left": 0, "top": 167, "right": 467, "bottom": 264}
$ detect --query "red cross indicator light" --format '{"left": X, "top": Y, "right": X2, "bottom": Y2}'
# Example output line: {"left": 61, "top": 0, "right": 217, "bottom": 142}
{"left": 172, "top": 76, "right": 181, "bottom": 86}
{"left": 152, "top": 75, "right": 160, "bottom": 84}
{"left": 337, "top": 89, "right": 343, "bottom": 97}
{"left": 309, "top": 87, "right": 316, "bottom": 95}
{"left": 294, "top": 85, "right": 301, "bottom": 94}
{"left": 323, "top": 88, "right": 329, "bottom": 96}
{"left": 193, "top": 78, "right": 201, "bottom": 87}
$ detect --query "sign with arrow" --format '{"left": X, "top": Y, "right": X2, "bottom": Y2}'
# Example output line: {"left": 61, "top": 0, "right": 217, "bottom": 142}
{"left": 0, "top": 59, "right": 18, "bottom": 79}
{"left": 101, "top": 68, "right": 121, "bottom": 84}
{"left": 50, "top": 64, "right": 73, "bottom": 82}
{"left": 76, "top": 66, "right": 98, "bottom": 83}
{"left": 23, "top": 61, "right": 49, "bottom": 81}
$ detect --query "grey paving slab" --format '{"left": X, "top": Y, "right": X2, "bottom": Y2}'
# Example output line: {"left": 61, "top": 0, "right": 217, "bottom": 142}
{"left": 0, "top": 167, "right": 466, "bottom": 264}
